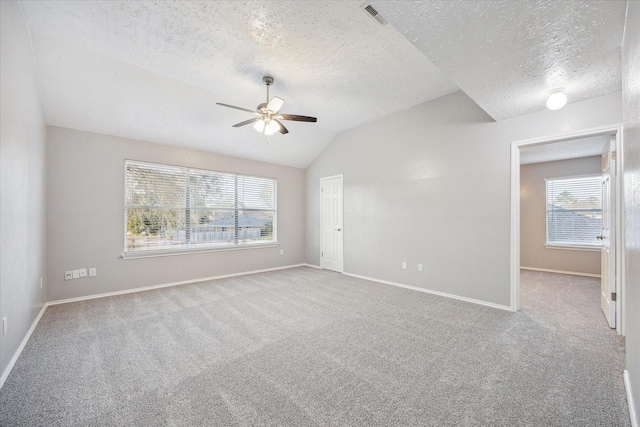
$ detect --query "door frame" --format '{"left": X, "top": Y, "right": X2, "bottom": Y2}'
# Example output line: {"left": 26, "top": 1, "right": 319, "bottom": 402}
{"left": 320, "top": 174, "right": 344, "bottom": 272}
{"left": 509, "top": 124, "right": 625, "bottom": 334}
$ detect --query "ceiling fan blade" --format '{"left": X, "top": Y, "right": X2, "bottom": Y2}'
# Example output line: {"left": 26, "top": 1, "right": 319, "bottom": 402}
{"left": 278, "top": 114, "right": 317, "bottom": 123}
{"left": 266, "top": 96, "right": 284, "bottom": 113}
{"left": 216, "top": 103, "right": 260, "bottom": 115}
{"left": 232, "top": 117, "right": 262, "bottom": 128}
{"left": 274, "top": 119, "right": 289, "bottom": 134}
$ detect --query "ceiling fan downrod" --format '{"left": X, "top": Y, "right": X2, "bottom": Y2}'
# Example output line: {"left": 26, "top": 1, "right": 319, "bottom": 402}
{"left": 263, "top": 76, "right": 274, "bottom": 105}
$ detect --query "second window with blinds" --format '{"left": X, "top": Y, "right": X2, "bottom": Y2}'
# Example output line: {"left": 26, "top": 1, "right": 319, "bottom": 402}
{"left": 124, "top": 160, "right": 277, "bottom": 257}
{"left": 545, "top": 174, "right": 602, "bottom": 249}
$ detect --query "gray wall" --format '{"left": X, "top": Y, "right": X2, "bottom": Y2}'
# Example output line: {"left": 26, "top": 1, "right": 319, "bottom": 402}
{"left": 0, "top": 1, "right": 48, "bottom": 382}
{"left": 520, "top": 157, "right": 601, "bottom": 276}
{"left": 46, "top": 127, "right": 305, "bottom": 301}
{"left": 305, "top": 91, "right": 621, "bottom": 307}
{"left": 622, "top": 0, "right": 640, "bottom": 422}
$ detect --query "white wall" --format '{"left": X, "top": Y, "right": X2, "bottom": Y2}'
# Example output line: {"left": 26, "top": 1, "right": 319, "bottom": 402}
{"left": 46, "top": 127, "right": 305, "bottom": 301}
{"left": 0, "top": 1, "right": 48, "bottom": 383}
{"left": 520, "top": 156, "right": 601, "bottom": 276}
{"left": 305, "top": 91, "right": 622, "bottom": 307}
{"left": 622, "top": 1, "right": 640, "bottom": 424}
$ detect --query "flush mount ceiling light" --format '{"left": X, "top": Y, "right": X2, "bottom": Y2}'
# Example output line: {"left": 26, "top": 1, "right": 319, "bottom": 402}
{"left": 546, "top": 89, "right": 568, "bottom": 110}
{"left": 216, "top": 76, "right": 317, "bottom": 136}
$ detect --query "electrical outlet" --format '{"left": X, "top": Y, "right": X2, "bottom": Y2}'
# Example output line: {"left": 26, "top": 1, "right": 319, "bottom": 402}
{"left": 72, "top": 270, "right": 80, "bottom": 279}
{"left": 65, "top": 271, "right": 73, "bottom": 281}
{"left": 402, "top": 261, "right": 407, "bottom": 270}
{"left": 79, "top": 268, "right": 87, "bottom": 278}
{"left": 418, "top": 264, "right": 423, "bottom": 272}
{"left": 2, "top": 317, "right": 7, "bottom": 336}
{"left": 89, "top": 268, "right": 96, "bottom": 277}
{"left": 280, "top": 249, "right": 284, "bottom": 256}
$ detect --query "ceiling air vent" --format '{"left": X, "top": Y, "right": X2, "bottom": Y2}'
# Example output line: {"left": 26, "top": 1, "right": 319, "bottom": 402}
{"left": 362, "top": 3, "right": 388, "bottom": 25}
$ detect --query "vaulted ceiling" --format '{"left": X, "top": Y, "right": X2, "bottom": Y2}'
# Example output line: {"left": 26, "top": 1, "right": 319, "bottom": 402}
{"left": 18, "top": 1, "right": 628, "bottom": 168}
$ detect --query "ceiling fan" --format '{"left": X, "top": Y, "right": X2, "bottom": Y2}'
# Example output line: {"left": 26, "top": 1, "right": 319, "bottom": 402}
{"left": 216, "top": 76, "right": 317, "bottom": 136}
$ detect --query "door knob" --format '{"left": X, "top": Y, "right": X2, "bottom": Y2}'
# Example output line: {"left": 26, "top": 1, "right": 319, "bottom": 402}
{"left": 335, "top": 228, "right": 342, "bottom": 231}
{"left": 596, "top": 235, "right": 604, "bottom": 240}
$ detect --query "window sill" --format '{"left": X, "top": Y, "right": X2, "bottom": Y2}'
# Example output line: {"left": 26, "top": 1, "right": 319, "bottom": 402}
{"left": 544, "top": 244, "right": 601, "bottom": 252}
{"left": 122, "top": 242, "right": 279, "bottom": 260}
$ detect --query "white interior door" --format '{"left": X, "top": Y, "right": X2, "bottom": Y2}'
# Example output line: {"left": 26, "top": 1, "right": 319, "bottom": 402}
{"left": 600, "top": 137, "right": 616, "bottom": 328}
{"left": 321, "top": 175, "right": 343, "bottom": 272}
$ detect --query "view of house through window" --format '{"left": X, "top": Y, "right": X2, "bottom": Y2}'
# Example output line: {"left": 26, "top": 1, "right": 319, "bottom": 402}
{"left": 125, "top": 160, "right": 276, "bottom": 254}
{"left": 545, "top": 174, "right": 602, "bottom": 248}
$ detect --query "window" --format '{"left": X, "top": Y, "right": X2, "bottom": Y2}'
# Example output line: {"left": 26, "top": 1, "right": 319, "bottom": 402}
{"left": 124, "top": 160, "right": 276, "bottom": 256}
{"left": 545, "top": 174, "right": 601, "bottom": 248}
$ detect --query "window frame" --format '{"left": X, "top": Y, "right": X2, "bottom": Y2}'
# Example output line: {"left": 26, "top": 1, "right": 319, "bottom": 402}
{"left": 123, "top": 160, "right": 277, "bottom": 259}
{"left": 544, "top": 173, "right": 602, "bottom": 251}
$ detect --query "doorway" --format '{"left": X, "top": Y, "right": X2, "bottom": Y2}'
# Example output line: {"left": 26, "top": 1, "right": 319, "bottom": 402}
{"left": 320, "top": 175, "right": 344, "bottom": 272}
{"left": 510, "top": 125, "right": 624, "bottom": 334}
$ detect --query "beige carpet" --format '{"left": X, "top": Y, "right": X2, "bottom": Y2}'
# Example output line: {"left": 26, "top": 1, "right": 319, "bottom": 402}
{"left": 0, "top": 267, "right": 630, "bottom": 426}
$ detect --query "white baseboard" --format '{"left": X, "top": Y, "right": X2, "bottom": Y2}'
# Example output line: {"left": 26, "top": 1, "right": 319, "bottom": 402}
{"left": 48, "top": 264, "right": 306, "bottom": 306}
{"left": 626, "top": 370, "right": 639, "bottom": 427}
{"left": 342, "top": 272, "right": 512, "bottom": 312}
{"left": 520, "top": 266, "right": 601, "bottom": 278}
{"left": 0, "top": 303, "right": 47, "bottom": 390}
{"left": 303, "top": 263, "right": 322, "bottom": 269}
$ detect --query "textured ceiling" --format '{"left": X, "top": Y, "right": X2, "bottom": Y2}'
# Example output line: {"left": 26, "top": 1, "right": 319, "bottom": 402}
{"left": 373, "top": 0, "right": 627, "bottom": 121}
{"left": 19, "top": 0, "right": 458, "bottom": 168}
{"left": 17, "top": 1, "right": 628, "bottom": 167}
{"left": 520, "top": 135, "right": 609, "bottom": 165}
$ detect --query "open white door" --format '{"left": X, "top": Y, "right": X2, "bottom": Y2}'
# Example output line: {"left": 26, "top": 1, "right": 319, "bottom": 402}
{"left": 321, "top": 175, "right": 343, "bottom": 272}
{"left": 599, "top": 136, "right": 616, "bottom": 328}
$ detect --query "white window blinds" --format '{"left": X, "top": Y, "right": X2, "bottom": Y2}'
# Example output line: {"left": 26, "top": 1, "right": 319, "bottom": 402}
{"left": 545, "top": 174, "right": 602, "bottom": 247}
{"left": 125, "top": 160, "right": 276, "bottom": 254}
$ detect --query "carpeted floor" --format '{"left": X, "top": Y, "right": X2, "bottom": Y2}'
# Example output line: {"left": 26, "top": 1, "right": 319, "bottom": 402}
{"left": 0, "top": 267, "right": 630, "bottom": 426}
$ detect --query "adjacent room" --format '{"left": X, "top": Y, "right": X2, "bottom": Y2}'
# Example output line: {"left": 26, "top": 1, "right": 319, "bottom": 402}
{"left": 1, "top": 1, "right": 639, "bottom": 425}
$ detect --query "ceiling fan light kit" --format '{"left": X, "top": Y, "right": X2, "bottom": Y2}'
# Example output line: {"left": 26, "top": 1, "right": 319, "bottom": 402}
{"left": 217, "top": 76, "right": 317, "bottom": 136}
{"left": 255, "top": 118, "right": 280, "bottom": 135}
